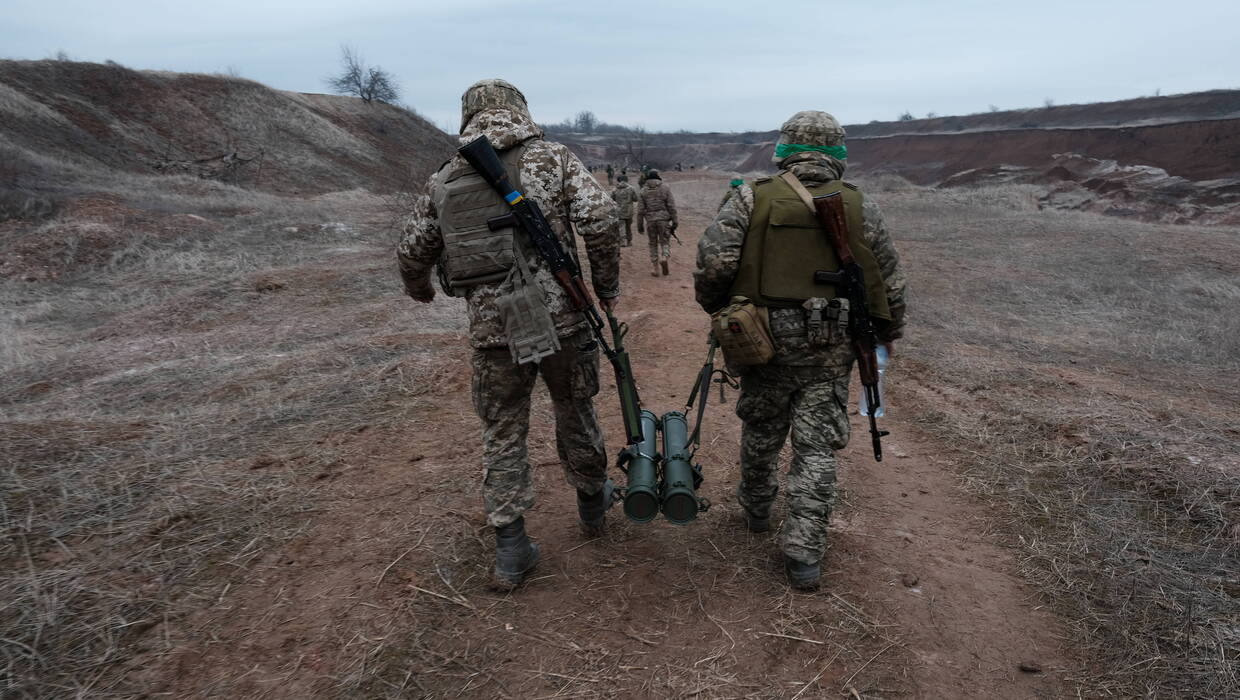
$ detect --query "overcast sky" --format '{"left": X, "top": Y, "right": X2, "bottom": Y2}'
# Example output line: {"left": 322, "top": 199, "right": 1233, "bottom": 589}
{"left": 3, "top": 0, "right": 1238, "bottom": 133}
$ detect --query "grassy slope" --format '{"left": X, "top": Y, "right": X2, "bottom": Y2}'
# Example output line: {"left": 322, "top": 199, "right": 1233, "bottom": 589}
{"left": 862, "top": 176, "right": 1240, "bottom": 697}
{"left": 0, "top": 59, "right": 455, "bottom": 697}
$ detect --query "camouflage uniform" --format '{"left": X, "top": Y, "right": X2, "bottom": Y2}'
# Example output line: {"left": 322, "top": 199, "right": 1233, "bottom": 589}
{"left": 693, "top": 111, "right": 907, "bottom": 566}
{"left": 398, "top": 79, "right": 621, "bottom": 528}
{"left": 611, "top": 181, "right": 639, "bottom": 246}
{"left": 638, "top": 175, "right": 677, "bottom": 266}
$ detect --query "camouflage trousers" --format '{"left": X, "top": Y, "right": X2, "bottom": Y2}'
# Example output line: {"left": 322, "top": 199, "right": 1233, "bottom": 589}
{"left": 621, "top": 216, "right": 633, "bottom": 245}
{"left": 471, "top": 331, "right": 608, "bottom": 527}
{"left": 647, "top": 220, "right": 672, "bottom": 263}
{"left": 736, "top": 364, "right": 852, "bottom": 564}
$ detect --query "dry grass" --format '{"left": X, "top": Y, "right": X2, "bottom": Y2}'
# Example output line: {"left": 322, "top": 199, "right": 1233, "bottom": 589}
{"left": 0, "top": 173, "right": 467, "bottom": 696}
{"left": 870, "top": 180, "right": 1240, "bottom": 698}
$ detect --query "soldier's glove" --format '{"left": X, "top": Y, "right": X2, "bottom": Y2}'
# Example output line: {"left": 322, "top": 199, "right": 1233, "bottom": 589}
{"left": 637, "top": 221, "right": 645, "bottom": 234}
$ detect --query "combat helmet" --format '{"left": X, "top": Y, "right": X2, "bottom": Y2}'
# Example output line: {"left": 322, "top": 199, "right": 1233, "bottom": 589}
{"left": 460, "top": 79, "right": 530, "bottom": 133}
{"left": 772, "top": 110, "right": 847, "bottom": 165}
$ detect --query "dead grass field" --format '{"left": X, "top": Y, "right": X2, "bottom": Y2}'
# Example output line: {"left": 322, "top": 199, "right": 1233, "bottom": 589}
{"left": 857, "top": 175, "right": 1240, "bottom": 697}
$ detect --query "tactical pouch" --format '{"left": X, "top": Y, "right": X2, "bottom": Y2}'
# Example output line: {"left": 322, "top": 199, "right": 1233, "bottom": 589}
{"left": 496, "top": 247, "right": 561, "bottom": 365}
{"left": 803, "top": 297, "right": 849, "bottom": 347}
{"left": 711, "top": 297, "right": 775, "bottom": 366}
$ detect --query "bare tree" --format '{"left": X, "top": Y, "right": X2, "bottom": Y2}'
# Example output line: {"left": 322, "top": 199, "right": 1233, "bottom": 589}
{"left": 574, "top": 110, "right": 598, "bottom": 134}
{"left": 326, "top": 46, "right": 400, "bottom": 104}
{"left": 623, "top": 124, "right": 649, "bottom": 164}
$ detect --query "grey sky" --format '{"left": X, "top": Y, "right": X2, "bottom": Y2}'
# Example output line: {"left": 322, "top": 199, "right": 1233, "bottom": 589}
{"left": 3, "top": 0, "right": 1238, "bottom": 133}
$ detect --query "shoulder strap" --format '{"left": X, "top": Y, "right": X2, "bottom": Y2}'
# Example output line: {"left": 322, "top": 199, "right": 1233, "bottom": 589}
{"left": 779, "top": 170, "right": 817, "bottom": 214}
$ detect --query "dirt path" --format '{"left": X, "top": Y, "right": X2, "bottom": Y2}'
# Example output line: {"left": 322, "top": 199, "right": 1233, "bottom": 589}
{"left": 154, "top": 171, "right": 1075, "bottom": 698}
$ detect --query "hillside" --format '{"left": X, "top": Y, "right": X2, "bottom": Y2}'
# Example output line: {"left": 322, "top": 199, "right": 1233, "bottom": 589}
{"left": 560, "top": 90, "right": 1240, "bottom": 225}
{"left": 0, "top": 59, "right": 454, "bottom": 197}
{"left": 560, "top": 90, "right": 1240, "bottom": 177}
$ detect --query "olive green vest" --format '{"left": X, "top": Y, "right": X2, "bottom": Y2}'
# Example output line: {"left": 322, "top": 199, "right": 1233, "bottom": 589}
{"left": 730, "top": 175, "right": 891, "bottom": 320}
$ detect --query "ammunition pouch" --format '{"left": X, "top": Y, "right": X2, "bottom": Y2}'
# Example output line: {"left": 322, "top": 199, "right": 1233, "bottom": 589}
{"left": 495, "top": 246, "right": 560, "bottom": 365}
{"left": 710, "top": 297, "right": 775, "bottom": 367}
{"left": 803, "top": 297, "right": 848, "bottom": 348}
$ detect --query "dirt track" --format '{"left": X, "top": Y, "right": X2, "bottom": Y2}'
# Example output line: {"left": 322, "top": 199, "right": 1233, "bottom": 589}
{"left": 134, "top": 171, "right": 1077, "bottom": 698}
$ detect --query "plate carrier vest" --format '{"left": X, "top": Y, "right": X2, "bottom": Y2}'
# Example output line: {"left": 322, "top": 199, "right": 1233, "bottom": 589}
{"left": 729, "top": 175, "right": 891, "bottom": 321}
{"left": 435, "top": 143, "right": 530, "bottom": 293}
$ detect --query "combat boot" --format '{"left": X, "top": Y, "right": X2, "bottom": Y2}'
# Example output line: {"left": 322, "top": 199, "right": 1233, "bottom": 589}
{"left": 651, "top": 262, "right": 660, "bottom": 277}
{"left": 660, "top": 260, "right": 669, "bottom": 276}
{"left": 577, "top": 477, "right": 616, "bottom": 537}
{"left": 743, "top": 508, "right": 770, "bottom": 533}
{"left": 784, "top": 555, "right": 821, "bottom": 592}
{"left": 493, "top": 517, "right": 540, "bottom": 590}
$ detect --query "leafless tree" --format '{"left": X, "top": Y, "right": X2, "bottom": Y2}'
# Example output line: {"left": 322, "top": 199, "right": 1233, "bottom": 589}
{"left": 326, "top": 46, "right": 400, "bottom": 104}
{"left": 623, "top": 124, "right": 649, "bottom": 164}
{"left": 574, "top": 110, "right": 598, "bottom": 134}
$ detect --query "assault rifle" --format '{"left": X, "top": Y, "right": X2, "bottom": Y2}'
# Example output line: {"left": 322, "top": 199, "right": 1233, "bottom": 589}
{"left": 810, "top": 192, "right": 891, "bottom": 462}
{"left": 459, "top": 135, "right": 644, "bottom": 445}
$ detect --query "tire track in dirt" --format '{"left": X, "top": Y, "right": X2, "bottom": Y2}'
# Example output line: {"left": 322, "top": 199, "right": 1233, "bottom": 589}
{"left": 151, "top": 171, "right": 1076, "bottom": 698}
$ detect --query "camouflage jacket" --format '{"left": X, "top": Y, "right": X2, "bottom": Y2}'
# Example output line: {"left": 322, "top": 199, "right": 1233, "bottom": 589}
{"left": 637, "top": 178, "right": 677, "bottom": 224}
{"left": 693, "top": 153, "right": 907, "bottom": 366}
{"left": 611, "top": 183, "right": 639, "bottom": 218}
{"left": 397, "top": 107, "right": 620, "bottom": 349}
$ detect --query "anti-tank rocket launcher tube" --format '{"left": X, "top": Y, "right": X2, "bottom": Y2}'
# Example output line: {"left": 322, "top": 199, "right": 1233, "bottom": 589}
{"left": 457, "top": 135, "right": 644, "bottom": 445}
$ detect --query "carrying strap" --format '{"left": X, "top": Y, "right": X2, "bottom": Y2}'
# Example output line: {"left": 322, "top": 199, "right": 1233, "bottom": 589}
{"left": 779, "top": 170, "right": 818, "bottom": 214}
{"left": 684, "top": 336, "right": 737, "bottom": 452}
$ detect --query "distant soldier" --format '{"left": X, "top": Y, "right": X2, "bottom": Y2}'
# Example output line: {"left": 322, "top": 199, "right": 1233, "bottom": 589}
{"left": 718, "top": 177, "right": 744, "bottom": 211}
{"left": 637, "top": 169, "right": 678, "bottom": 277}
{"left": 611, "top": 174, "right": 640, "bottom": 247}
{"left": 606, "top": 163, "right": 615, "bottom": 185}
{"left": 397, "top": 79, "right": 622, "bottom": 590}
{"left": 694, "top": 111, "right": 907, "bottom": 591}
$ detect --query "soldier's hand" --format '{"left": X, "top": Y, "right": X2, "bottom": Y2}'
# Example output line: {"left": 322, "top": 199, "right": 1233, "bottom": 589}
{"left": 600, "top": 296, "right": 620, "bottom": 313}
{"left": 406, "top": 280, "right": 435, "bottom": 303}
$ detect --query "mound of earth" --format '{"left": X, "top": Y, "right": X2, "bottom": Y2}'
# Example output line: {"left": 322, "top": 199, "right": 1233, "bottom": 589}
{"left": 940, "top": 153, "right": 1240, "bottom": 225}
{"left": 0, "top": 59, "right": 454, "bottom": 196}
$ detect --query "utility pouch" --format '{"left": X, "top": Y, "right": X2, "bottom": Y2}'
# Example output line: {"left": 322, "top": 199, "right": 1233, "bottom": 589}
{"left": 829, "top": 297, "right": 849, "bottom": 340}
{"left": 711, "top": 297, "right": 775, "bottom": 366}
{"left": 803, "top": 297, "right": 829, "bottom": 347}
{"left": 496, "top": 247, "right": 561, "bottom": 365}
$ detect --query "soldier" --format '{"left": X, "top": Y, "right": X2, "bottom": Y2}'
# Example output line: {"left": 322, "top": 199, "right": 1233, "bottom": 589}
{"left": 611, "top": 174, "right": 639, "bottom": 247}
{"left": 637, "top": 169, "right": 678, "bottom": 277}
{"left": 397, "top": 79, "right": 621, "bottom": 590}
{"left": 693, "top": 111, "right": 907, "bottom": 591}
{"left": 606, "top": 163, "right": 615, "bottom": 185}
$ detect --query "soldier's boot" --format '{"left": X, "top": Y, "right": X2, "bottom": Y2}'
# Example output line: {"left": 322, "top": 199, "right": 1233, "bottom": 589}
{"left": 784, "top": 555, "right": 821, "bottom": 592}
{"left": 577, "top": 477, "right": 617, "bottom": 537}
{"left": 743, "top": 507, "right": 770, "bottom": 533}
{"left": 493, "top": 517, "right": 540, "bottom": 590}
{"left": 660, "top": 260, "right": 669, "bottom": 276}
{"left": 651, "top": 262, "right": 660, "bottom": 277}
